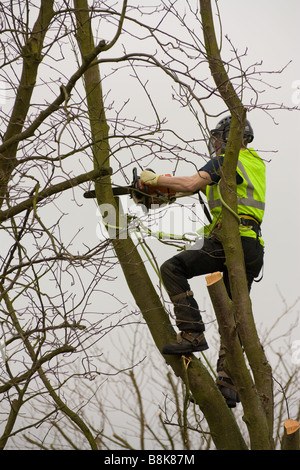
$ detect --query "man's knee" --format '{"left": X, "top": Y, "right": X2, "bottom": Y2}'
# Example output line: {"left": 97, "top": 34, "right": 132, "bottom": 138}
{"left": 160, "top": 256, "right": 184, "bottom": 280}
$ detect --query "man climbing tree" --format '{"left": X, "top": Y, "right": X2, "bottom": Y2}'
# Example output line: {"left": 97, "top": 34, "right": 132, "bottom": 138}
{"left": 140, "top": 115, "right": 266, "bottom": 409}
{"left": 0, "top": 0, "right": 299, "bottom": 451}
{"left": 74, "top": 0, "right": 277, "bottom": 449}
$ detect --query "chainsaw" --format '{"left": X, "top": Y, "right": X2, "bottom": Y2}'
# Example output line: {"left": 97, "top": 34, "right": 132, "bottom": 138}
{"left": 83, "top": 167, "right": 176, "bottom": 210}
{"left": 84, "top": 167, "right": 212, "bottom": 221}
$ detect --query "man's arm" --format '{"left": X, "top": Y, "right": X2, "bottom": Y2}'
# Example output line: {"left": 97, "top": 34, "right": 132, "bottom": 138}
{"left": 141, "top": 170, "right": 212, "bottom": 193}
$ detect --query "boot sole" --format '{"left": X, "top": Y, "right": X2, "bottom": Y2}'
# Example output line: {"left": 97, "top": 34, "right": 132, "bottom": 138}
{"left": 162, "top": 342, "right": 209, "bottom": 355}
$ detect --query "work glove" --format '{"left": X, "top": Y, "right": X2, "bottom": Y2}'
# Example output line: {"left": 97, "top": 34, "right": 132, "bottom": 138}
{"left": 140, "top": 169, "right": 160, "bottom": 186}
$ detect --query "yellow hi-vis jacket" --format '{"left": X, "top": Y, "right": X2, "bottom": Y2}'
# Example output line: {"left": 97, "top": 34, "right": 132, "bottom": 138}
{"left": 205, "top": 148, "right": 266, "bottom": 244}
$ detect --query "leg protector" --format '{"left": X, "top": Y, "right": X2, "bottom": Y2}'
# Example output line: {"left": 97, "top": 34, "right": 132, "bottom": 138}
{"left": 216, "top": 348, "right": 240, "bottom": 408}
{"left": 170, "top": 291, "right": 205, "bottom": 333}
{"left": 216, "top": 375, "right": 240, "bottom": 408}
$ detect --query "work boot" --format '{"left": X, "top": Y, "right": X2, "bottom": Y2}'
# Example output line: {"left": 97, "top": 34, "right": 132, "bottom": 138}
{"left": 162, "top": 331, "right": 209, "bottom": 355}
{"left": 216, "top": 376, "right": 240, "bottom": 408}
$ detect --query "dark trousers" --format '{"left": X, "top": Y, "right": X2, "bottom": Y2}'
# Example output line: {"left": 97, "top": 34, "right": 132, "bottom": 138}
{"left": 160, "top": 235, "right": 264, "bottom": 333}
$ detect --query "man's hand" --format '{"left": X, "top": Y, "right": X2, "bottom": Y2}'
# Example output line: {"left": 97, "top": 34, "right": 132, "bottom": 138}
{"left": 140, "top": 170, "right": 160, "bottom": 186}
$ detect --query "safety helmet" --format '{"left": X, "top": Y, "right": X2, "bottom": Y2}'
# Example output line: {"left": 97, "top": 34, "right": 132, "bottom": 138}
{"left": 210, "top": 115, "right": 254, "bottom": 145}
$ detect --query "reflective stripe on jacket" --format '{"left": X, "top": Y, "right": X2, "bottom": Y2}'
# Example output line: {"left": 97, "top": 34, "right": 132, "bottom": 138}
{"left": 205, "top": 148, "right": 266, "bottom": 242}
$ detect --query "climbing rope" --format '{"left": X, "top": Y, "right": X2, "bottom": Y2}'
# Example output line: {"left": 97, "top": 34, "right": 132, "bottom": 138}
{"left": 212, "top": 182, "right": 253, "bottom": 233}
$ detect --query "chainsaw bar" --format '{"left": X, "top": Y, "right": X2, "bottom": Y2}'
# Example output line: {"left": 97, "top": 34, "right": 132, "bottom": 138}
{"left": 83, "top": 183, "right": 170, "bottom": 210}
{"left": 83, "top": 167, "right": 145, "bottom": 199}
{"left": 83, "top": 186, "right": 131, "bottom": 199}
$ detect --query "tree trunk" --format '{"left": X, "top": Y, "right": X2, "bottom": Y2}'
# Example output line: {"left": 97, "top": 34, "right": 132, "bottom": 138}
{"left": 0, "top": 0, "right": 55, "bottom": 206}
{"left": 200, "top": 0, "right": 274, "bottom": 448}
{"left": 206, "top": 272, "right": 271, "bottom": 449}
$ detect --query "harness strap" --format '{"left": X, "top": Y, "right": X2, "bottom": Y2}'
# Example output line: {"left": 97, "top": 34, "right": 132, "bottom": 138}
{"left": 239, "top": 214, "right": 261, "bottom": 236}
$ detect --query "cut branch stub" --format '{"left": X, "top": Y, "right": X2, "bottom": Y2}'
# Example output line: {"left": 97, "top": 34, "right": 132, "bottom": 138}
{"left": 284, "top": 419, "right": 300, "bottom": 435}
{"left": 206, "top": 271, "right": 223, "bottom": 287}
{"left": 281, "top": 419, "right": 300, "bottom": 450}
